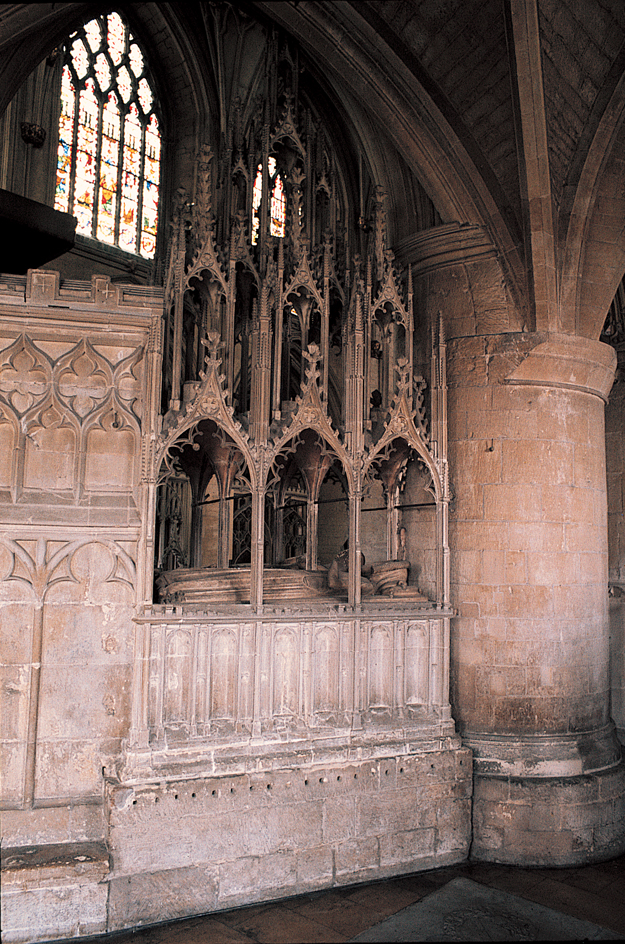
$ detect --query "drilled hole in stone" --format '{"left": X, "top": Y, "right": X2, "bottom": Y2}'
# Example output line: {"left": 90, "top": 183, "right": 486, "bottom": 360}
{"left": 192, "top": 792, "right": 196, "bottom": 797}
{"left": 230, "top": 788, "right": 235, "bottom": 794}
{"left": 266, "top": 784, "right": 271, "bottom": 790}
{"left": 174, "top": 794, "right": 178, "bottom": 799}
{"left": 212, "top": 790, "right": 216, "bottom": 796}
{"left": 385, "top": 769, "right": 389, "bottom": 775}
{"left": 154, "top": 797, "right": 159, "bottom": 803}
{"left": 132, "top": 800, "right": 137, "bottom": 805}
{"left": 337, "top": 776, "right": 341, "bottom": 782}
{"left": 399, "top": 768, "right": 404, "bottom": 774}
{"left": 305, "top": 779, "right": 309, "bottom": 785}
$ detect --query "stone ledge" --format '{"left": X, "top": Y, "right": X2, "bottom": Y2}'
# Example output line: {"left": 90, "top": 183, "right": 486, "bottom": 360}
{"left": 1, "top": 841, "right": 109, "bottom": 881}
{"left": 464, "top": 723, "right": 622, "bottom": 778}
{"left": 506, "top": 333, "right": 617, "bottom": 401}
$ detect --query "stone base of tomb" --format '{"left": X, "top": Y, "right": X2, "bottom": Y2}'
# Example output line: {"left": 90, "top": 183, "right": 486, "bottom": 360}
{"left": 104, "top": 746, "right": 472, "bottom": 933}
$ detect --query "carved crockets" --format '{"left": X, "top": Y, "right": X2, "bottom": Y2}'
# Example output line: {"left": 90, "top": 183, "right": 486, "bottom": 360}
{"left": 154, "top": 41, "right": 450, "bottom": 613}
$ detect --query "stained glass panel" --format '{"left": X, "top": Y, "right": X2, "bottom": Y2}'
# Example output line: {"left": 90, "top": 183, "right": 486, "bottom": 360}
{"left": 55, "top": 11, "right": 160, "bottom": 259}
{"left": 129, "top": 44, "right": 144, "bottom": 77}
{"left": 71, "top": 38, "right": 89, "bottom": 79}
{"left": 140, "top": 114, "right": 160, "bottom": 257}
{"left": 138, "top": 78, "right": 152, "bottom": 114}
{"left": 95, "top": 53, "right": 111, "bottom": 92}
{"left": 97, "top": 93, "right": 120, "bottom": 243}
{"left": 117, "top": 64, "right": 132, "bottom": 104}
{"left": 74, "top": 79, "right": 99, "bottom": 235}
{"left": 270, "top": 175, "right": 286, "bottom": 238}
{"left": 120, "top": 104, "right": 142, "bottom": 252}
{"left": 84, "top": 19, "right": 102, "bottom": 53}
{"left": 54, "top": 65, "right": 75, "bottom": 214}
{"left": 107, "top": 12, "right": 125, "bottom": 65}
{"left": 252, "top": 164, "right": 263, "bottom": 245}
{"left": 252, "top": 158, "right": 286, "bottom": 243}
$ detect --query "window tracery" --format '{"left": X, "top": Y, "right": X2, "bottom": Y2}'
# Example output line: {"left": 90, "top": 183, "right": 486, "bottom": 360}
{"left": 54, "top": 11, "right": 161, "bottom": 258}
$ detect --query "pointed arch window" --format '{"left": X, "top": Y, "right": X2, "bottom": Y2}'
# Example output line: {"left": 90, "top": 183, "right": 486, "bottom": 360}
{"left": 251, "top": 156, "right": 286, "bottom": 244}
{"left": 54, "top": 11, "right": 161, "bottom": 258}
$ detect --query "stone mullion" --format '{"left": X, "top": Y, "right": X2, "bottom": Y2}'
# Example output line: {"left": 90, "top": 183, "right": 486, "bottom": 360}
{"left": 113, "top": 103, "right": 126, "bottom": 248}
{"left": 67, "top": 81, "right": 80, "bottom": 218}
{"left": 135, "top": 119, "right": 148, "bottom": 254}
{"left": 90, "top": 97, "right": 105, "bottom": 240}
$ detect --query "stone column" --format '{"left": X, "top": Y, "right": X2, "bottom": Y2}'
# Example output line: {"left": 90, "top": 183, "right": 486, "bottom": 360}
{"left": 606, "top": 345, "right": 624, "bottom": 746}
{"left": 448, "top": 331, "right": 625, "bottom": 865}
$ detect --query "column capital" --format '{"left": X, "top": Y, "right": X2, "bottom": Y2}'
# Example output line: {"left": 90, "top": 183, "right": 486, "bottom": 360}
{"left": 505, "top": 332, "right": 617, "bottom": 402}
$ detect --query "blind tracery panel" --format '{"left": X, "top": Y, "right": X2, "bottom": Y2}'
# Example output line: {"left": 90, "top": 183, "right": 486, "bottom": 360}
{"left": 54, "top": 11, "right": 161, "bottom": 259}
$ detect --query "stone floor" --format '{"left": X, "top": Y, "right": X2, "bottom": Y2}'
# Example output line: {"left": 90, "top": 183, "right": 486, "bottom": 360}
{"left": 51, "top": 853, "right": 625, "bottom": 943}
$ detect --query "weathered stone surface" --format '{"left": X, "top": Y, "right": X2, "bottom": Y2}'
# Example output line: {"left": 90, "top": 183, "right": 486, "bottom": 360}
{"left": 108, "top": 866, "right": 219, "bottom": 929}
{"left": 2, "top": 844, "right": 109, "bottom": 943}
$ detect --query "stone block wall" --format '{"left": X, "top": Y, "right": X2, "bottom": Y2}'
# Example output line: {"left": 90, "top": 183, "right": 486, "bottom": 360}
{"left": 0, "top": 272, "right": 162, "bottom": 941}
{"left": 105, "top": 750, "right": 472, "bottom": 932}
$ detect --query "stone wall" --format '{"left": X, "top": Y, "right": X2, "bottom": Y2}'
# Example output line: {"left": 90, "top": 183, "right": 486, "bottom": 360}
{"left": 106, "top": 751, "right": 471, "bottom": 933}
{"left": 0, "top": 271, "right": 162, "bottom": 942}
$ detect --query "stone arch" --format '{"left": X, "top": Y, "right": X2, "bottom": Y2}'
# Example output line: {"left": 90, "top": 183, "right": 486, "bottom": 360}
{"left": 560, "top": 73, "right": 625, "bottom": 340}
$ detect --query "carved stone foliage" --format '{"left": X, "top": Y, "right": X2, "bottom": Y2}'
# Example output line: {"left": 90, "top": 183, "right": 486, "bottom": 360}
{"left": 0, "top": 334, "right": 144, "bottom": 494}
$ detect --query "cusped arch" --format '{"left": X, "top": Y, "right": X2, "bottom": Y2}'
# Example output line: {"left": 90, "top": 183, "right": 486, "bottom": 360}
{"left": 157, "top": 413, "right": 256, "bottom": 493}
{"left": 268, "top": 424, "right": 354, "bottom": 498}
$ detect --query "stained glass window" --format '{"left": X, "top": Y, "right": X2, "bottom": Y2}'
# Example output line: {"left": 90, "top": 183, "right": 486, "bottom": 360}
{"left": 251, "top": 156, "right": 286, "bottom": 244}
{"left": 54, "top": 11, "right": 161, "bottom": 259}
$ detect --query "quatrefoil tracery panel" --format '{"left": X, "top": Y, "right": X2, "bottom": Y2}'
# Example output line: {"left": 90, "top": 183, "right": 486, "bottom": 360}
{"left": 56, "top": 340, "right": 111, "bottom": 418}
{"left": 0, "top": 335, "right": 144, "bottom": 429}
{"left": 0, "top": 335, "right": 52, "bottom": 415}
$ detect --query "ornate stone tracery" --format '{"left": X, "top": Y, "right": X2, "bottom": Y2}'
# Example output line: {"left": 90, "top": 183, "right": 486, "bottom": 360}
{"left": 151, "top": 42, "right": 451, "bottom": 617}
